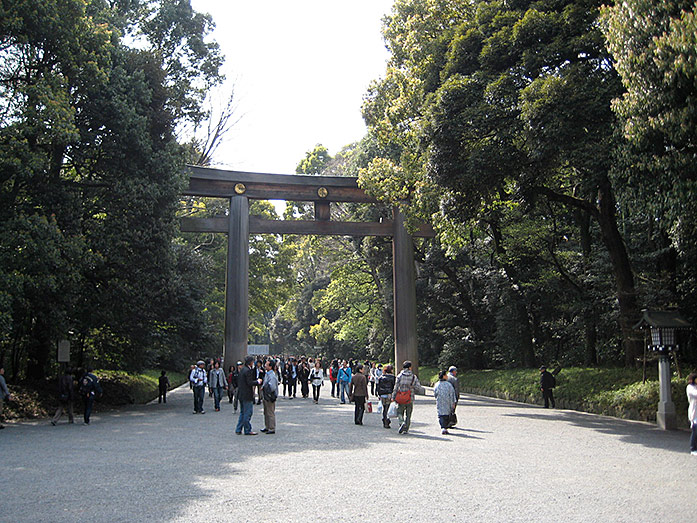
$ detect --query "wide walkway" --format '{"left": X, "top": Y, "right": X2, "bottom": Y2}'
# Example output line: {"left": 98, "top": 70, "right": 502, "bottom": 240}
{"left": 0, "top": 382, "right": 694, "bottom": 522}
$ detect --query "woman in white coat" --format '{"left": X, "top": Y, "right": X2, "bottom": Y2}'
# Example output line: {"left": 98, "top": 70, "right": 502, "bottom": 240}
{"left": 687, "top": 373, "right": 697, "bottom": 455}
{"left": 310, "top": 361, "right": 324, "bottom": 404}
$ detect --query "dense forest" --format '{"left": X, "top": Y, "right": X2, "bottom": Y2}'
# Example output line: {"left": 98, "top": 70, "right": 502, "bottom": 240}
{"left": 2, "top": 0, "right": 697, "bottom": 382}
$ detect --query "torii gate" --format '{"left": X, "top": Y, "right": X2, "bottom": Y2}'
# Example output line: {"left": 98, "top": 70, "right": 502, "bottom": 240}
{"left": 180, "top": 165, "right": 434, "bottom": 375}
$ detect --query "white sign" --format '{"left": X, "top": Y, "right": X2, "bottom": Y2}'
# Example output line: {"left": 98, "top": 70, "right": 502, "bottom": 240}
{"left": 57, "top": 340, "right": 70, "bottom": 362}
{"left": 247, "top": 344, "right": 269, "bottom": 356}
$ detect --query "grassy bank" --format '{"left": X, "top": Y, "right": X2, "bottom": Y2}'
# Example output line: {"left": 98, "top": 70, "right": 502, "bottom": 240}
{"left": 2, "top": 369, "right": 188, "bottom": 421}
{"left": 418, "top": 366, "right": 693, "bottom": 429}
{"left": 97, "top": 369, "right": 188, "bottom": 406}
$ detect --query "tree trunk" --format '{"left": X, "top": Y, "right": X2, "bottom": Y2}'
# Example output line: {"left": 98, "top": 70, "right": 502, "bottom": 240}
{"left": 584, "top": 308, "right": 598, "bottom": 365}
{"left": 26, "top": 316, "right": 52, "bottom": 381}
{"left": 596, "top": 177, "right": 642, "bottom": 366}
{"left": 576, "top": 208, "right": 598, "bottom": 365}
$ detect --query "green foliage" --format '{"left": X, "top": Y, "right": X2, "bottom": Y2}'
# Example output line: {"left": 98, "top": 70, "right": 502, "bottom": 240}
{"left": 456, "top": 367, "right": 692, "bottom": 427}
{"left": 0, "top": 0, "right": 225, "bottom": 378}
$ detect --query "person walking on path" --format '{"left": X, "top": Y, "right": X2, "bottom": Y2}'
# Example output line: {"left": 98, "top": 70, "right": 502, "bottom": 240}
{"left": 329, "top": 359, "right": 339, "bottom": 397}
{"left": 298, "top": 361, "right": 310, "bottom": 399}
{"left": 79, "top": 368, "right": 102, "bottom": 425}
{"left": 349, "top": 364, "right": 368, "bottom": 425}
{"left": 447, "top": 366, "right": 460, "bottom": 427}
{"left": 392, "top": 361, "right": 421, "bottom": 434}
{"left": 236, "top": 356, "right": 262, "bottom": 435}
{"left": 190, "top": 360, "right": 208, "bottom": 414}
{"left": 376, "top": 364, "right": 395, "bottom": 429}
{"left": 228, "top": 363, "right": 241, "bottom": 409}
{"left": 208, "top": 361, "right": 228, "bottom": 412}
{"left": 540, "top": 366, "right": 556, "bottom": 408}
{"left": 261, "top": 360, "right": 279, "bottom": 434}
{"left": 52, "top": 368, "right": 74, "bottom": 425}
{"left": 0, "top": 365, "right": 11, "bottom": 430}
{"left": 372, "top": 364, "right": 383, "bottom": 397}
{"left": 310, "top": 361, "right": 324, "bottom": 403}
{"left": 254, "top": 360, "right": 265, "bottom": 405}
{"left": 158, "top": 370, "right": 170, "bottom": 404}
{"left": 287, "top": 359, "right": 298, "bottom": 399}
{"left": 434, "top": 370, "right": 458, "bottom": 435}
{"left": 337, "top": 360, "right": 352, "bottom": 404}
{"left": 687, "top": 373, "right": 697, "bottom": 455}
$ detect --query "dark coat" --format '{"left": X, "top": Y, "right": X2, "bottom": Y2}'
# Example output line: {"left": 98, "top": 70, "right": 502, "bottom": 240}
{"left": 58, "top": 373, "right": 74, "bottom": 401}
{"left": 238, "top": 365, "right": 258, "bottom": 402}
{"left": 349, "top": 372, "right": 368, "bottom": 399}
{"left": 540, "top": 370, "right": 556, "bottom": 390}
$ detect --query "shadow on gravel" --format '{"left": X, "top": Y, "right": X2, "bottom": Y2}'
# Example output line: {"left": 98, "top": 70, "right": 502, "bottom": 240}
{"left": 461, "top": 395, "right": 538, "bottom": 409}
{"left": 502, "top": 411, "right": 687, "bottom": 453}
{"left": 1, "top": 384, "right": 475, "bottom": 521}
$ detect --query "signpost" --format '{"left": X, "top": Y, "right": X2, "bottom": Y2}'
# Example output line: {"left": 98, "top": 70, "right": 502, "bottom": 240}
{"left": 57, "top": 340, "right": 71, "bottom": 363}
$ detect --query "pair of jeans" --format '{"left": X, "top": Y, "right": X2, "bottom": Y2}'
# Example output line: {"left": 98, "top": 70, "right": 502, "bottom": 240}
{"left": 353, "top": 396, "right": 366, "bottom": 424}
{"left": 397, "top": 402, "right": 413, "bottom": 432}
{"left": 229, "top": 386, "right": 239, "bottom": 409}
{"left": 312, "top": 384, "right": 321, "bottom": 402}
{"left": 193, "top": 386, "right": 205, "bottom": 412}
{"left": 212, "top": 386, "right": 223, "bottom": 409}
{"left": 691, "top": 422, "right": 697, "bottom": 452}
{"left": 331, "top": 380, "right": 337, "bottom": 396}
{"left": 542, "top": 389, "right": 555, "bottom": 408}
{"left": 339, "top": 381, "right": 350, "bottom": 403}
{"left": 236, "top": 400, "right": 254, "bottom": 434}
{"left": 380, "top": 396, "right": 391, "bottom": 427}
{"left": 83, "top": 395, "right": 95, "bottom": 424}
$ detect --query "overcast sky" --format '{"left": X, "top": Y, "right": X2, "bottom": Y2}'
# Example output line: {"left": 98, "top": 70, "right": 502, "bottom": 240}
{"left": 190, "top": 0, "right": 394, "bottom": 175}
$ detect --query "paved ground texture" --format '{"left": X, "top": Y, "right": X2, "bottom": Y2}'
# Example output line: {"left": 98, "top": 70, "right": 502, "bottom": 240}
{"left": 0, "top": 382, "right": 695, "bottom": 522}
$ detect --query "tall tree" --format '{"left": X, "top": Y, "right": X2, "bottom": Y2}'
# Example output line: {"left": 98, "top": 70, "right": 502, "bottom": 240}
{"left": 0, "top": 0, "right": 224, "bottom": 376}
{"left": 361, "top": 0, "right": 643, "bottom": 366}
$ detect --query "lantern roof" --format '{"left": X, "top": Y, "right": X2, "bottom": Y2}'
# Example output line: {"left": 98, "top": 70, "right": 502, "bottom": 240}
{"left": 634, "top": 309, "right": 692, "bottom": 330}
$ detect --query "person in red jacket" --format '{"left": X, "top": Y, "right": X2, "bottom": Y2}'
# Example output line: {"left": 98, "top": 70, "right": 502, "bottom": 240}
{"left": 329, "top": 359, "right": 339, "bottom": 397}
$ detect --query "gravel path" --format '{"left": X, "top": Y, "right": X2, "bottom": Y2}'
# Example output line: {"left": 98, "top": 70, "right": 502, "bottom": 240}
{"left": 0, "top": 382, "right": 694, "bottom": 522}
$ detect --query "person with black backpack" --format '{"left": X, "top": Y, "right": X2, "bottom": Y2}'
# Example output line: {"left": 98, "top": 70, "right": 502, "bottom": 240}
{"left": 79, "top": 367, "right": 102, "bottom": 425}
{"left": 376, "top": 364, "right": 396, "bottom": 429}
{"left": 540, "top": 366, "right": 556, "bottom": 408}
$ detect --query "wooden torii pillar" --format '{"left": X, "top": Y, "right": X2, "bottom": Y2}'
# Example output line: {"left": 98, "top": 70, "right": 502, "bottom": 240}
{"left": 180, "top": 166, "right": 434, "bottom": 375}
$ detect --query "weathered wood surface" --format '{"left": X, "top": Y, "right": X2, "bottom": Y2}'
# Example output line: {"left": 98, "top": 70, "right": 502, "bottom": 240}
{"left": 183, "top": 165, "right": 377, "bottom": 203}
{"left": 180, "top": 216, "right": 436, "bottom": 237}
{"left": 224, "top": 196, "right": 249, "bottom": 371}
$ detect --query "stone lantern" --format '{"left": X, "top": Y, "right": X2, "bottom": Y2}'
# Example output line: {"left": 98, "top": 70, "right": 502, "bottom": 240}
{"left": 634, "top": 310, "right": 692, "bottom": 430}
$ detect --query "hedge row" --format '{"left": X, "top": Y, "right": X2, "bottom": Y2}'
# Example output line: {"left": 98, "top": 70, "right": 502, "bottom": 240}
{"left": 2, "top": 369, "right": 188, "bottom": 421}
{"left": 97, "top": 369, "right": 188, "bottom": 406}
{"left": 420, "top": 366, "right": 693, "bottom": 429}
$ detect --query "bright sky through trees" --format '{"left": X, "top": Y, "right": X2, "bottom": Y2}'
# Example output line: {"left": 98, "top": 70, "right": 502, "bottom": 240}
{"left": 190, "top": 0, "right": 394, "bottom": 174}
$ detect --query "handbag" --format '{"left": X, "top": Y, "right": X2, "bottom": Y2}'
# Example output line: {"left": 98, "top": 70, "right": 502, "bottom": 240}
{"left": 387, "top": 401, "right": 398, "bottom": 419}
{"left": 366, "top": 401, "right": 373, "bottom": 413}
{"left": 377, "top": 401, "right": 383, "bottom": 415}
{"left": 394, "top": 375, "right": 415, "bottom": 404}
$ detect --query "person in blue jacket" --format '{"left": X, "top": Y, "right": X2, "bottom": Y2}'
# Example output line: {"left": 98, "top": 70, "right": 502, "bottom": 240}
{"left": 337, "top": 360, "right": 352, "bottom": 404}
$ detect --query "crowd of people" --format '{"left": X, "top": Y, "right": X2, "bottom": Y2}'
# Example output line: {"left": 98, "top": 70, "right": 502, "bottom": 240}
{"left": 184, "top": 355, "right": 463, "bottom": 437}
{"left": 1, "top": 357, "right": 695, "bottom": 454}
